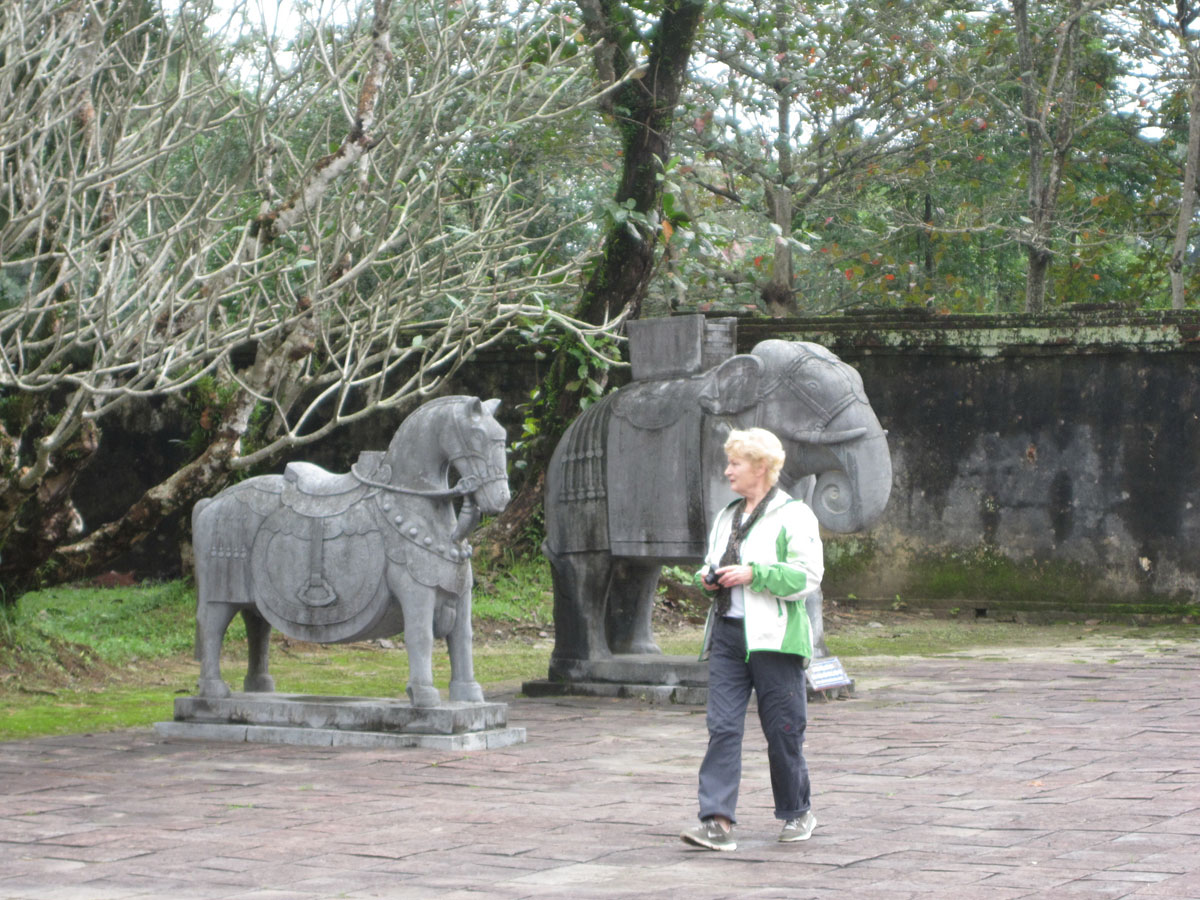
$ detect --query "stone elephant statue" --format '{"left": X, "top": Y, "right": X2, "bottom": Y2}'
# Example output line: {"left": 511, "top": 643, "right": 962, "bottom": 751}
{"left": 191, "top": 395, "right": 510, "bottom": 707}
{"left": 543, "top": 337, "right": 891, "bottom": 679}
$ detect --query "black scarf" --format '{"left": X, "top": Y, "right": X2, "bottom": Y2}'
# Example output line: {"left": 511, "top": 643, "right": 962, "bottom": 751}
{"left": 714, "top": 486, "right": 777, "bottom": 617}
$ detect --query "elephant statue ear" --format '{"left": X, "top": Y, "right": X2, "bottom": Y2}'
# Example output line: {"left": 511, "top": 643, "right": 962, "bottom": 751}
{"left": 698, "top": 355, "right": 763, "bottom": 415}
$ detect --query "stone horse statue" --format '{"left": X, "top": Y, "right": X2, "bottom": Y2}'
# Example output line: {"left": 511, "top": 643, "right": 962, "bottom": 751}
{"left": 191, "top": 395, "right": 510, "bottom": 707}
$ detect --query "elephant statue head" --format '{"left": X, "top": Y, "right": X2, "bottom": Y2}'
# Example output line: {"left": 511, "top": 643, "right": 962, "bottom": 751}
{"left": 698, "top": 339, "right": 892, "bottom": 533}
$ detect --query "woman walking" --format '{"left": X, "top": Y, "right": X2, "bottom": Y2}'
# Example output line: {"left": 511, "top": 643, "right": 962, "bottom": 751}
{"left": 680, "top": 427, "right": 823, "bottom": 851}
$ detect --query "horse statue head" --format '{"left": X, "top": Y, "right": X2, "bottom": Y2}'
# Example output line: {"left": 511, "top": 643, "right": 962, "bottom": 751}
{"left": 374, "top": 396, "right": 510, "bottom": 535}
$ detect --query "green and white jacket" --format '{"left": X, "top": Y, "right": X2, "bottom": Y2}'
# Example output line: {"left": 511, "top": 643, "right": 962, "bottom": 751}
{"left": 697, "top": 488, "right": 824, "bottom": 661}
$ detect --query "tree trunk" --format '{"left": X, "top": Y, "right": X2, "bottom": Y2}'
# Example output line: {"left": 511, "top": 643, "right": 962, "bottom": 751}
{"left": 761, "top": 0, "right": 798, "bottom": 317}
{"left": 924, "top": 191, "right": 935, "bottom": 279}
{"left": 0, "top": 416, "right": 100, "bottom": 599}
{"left": 476, "top": 470, "right": 545, "bottom": 562}
{"left": 574, "top": 0, "right": 707, "bottom": 325}
{"left": 1170, "top": 14, "right": 1200, "bottom": 309}
{"left": 477, "top": 0, "right": 706, "bottom": 555}
{"left": 1015, "top": 0, "right": 1081, "bottom": 314}
{"left": 1026, "top": 245, "right": 1052, "bottom": 314}
{"left": 46, "top": 429, "right": 244, "bottom": 585}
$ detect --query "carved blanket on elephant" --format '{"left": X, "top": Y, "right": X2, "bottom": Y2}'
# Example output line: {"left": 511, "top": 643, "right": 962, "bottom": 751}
{"left": 607, "top": 378, "right": 708, "bottom": 559}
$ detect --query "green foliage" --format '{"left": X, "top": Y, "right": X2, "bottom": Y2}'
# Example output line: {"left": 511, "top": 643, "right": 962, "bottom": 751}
{"left": 660, "top": 564, "right": 698, "bottom": 585}
{"left": 508, "top": 324, "right": 622, "bottom": 476}
{"left": 471, "top": 553, "right": 554, "bottom": 624}
{"left": 11, "top": 580, "right": 222, "bottom": 666}
{"left": 0, "top": 391, "right": 38, "bottom": 439}
{"left": 559, "top": 334, "right": 619, "bottom": 411}
{"left": 822, "top": 535, "right": 878, "bottom": 581}
{"left": 183, "top": 375, "right": 240, "bottom": 455}
{"left": 657, "top": 564, "right": 711, "bottom": 623}
{"left": 657, "top": 0, "right": 1189, "bottom": 314}
{"left": 0, "top": 268, "right": 26, "bottom": 310}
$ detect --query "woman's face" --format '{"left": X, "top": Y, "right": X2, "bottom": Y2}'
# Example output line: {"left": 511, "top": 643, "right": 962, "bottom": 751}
{"left": 724, "top": 452, "right": 769, "bottom": 499}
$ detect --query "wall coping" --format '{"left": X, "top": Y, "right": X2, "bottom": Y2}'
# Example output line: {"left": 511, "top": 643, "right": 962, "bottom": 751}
{"left": 727, "top": 308, "right": 1200, "bottom": 357}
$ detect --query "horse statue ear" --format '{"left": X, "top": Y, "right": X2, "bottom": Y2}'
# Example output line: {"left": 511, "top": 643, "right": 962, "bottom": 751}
{"left": 483, "top": 398, "right": 501, "bottom": 416}
{"left": 698, "top": 355, "right": 763, "bottom": 415}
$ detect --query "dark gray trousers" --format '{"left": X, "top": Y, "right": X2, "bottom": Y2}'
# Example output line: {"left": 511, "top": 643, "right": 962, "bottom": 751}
{"left": 697, "top": 615, "right": 811, "bottom": 823}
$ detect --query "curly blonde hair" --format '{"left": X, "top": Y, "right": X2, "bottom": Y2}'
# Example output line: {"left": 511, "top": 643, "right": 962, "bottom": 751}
{"left": 724, "top": 428, "right": 786, "bottom": 487}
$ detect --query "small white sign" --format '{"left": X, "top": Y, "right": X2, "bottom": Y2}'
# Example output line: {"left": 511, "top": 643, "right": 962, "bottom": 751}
{"left": 806, "top": 656, "right": 852, "bottom": 692}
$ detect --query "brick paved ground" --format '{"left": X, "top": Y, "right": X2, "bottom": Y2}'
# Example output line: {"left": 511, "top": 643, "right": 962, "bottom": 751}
{"left": 1, "top": 640, "right": 1198, "bottom": 899}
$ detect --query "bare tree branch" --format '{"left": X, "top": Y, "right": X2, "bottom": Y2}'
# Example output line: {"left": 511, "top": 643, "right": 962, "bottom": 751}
{"left": 0, "top": 0, "right": 628, "bottom": 588}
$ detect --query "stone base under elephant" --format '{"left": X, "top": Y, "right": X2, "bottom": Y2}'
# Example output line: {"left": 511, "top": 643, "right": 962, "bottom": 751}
{"left": 522, "top": 655, "right": 853, "bottom": 705}
{"left": 154, "top": 693, "right": 525, "bottom": 751}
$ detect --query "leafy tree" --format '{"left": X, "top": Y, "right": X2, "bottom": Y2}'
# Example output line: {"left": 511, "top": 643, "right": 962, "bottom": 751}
{"left": 643, "top": 0, "right": 1182, "bottom": 314}
{"left": 570, "top": 0, "right": 708, "bottom": 324}
{"left": 650, "top": 0, "right": 997, "bottom": 314}
{"left": 1129, "top": 0, "right": 1200, "bottom": 307}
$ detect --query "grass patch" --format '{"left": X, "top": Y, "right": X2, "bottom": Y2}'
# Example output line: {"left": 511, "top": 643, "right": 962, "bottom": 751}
{"left": 0, "top": 637, "right": 562, "bottom": 742}
{"left": 5, "top": 560, "right": 1198, "bottom": 742}
{"left": 471, "top": 553, "right": 554, "bottom": 624}
{"left": 0, "top": 563, "right": 565, "bottom": 741}
{"left": 7, "top": 580, "right": 241, "bottom": 668}
{"left": 1, "top": 678, "right": 193, "bottom": 740}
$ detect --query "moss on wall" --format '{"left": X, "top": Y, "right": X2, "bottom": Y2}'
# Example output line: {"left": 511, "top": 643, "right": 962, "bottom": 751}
{"left": 823, "top": 535, "right": 879, "bottom": 582}
{"left": 827, "top": 543, "right": 1198, "bottom": 622}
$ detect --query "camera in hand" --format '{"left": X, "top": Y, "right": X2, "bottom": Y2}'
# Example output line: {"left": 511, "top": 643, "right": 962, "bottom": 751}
{"left": 703, "top": 566, "right": 720, "bottom": 586}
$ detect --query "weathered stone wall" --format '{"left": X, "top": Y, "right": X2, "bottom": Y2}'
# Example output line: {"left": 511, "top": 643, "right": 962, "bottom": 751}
{"left": 80, "top": 308, "right": 1200, "bottom": 620}
{"left": 737, "top": 310, "right": 1200, "bottom": 619}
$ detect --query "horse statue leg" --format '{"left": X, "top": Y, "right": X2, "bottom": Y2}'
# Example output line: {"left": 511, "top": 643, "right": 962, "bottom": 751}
{"left": 386, "top": 564, "right": 441, "bottom": 707}
{"left": 445, "top": 578, "right": 484, "bottom": 703}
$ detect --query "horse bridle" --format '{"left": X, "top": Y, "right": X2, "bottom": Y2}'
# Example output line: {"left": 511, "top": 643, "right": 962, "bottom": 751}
{"left": 348, "top": 402, "right": 507, "bottom": 543}
{"left": 348, "top": 464, "right": 487, "bottom": 500}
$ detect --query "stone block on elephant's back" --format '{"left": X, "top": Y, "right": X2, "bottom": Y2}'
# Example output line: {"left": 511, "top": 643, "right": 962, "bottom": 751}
{"left": 606, "top": 378, "right": 709, "bottom": 559}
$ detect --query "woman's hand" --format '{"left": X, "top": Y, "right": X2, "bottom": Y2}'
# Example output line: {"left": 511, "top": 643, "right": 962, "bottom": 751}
{"left": 714, "top": 565, "right": 754, "bottom": 587}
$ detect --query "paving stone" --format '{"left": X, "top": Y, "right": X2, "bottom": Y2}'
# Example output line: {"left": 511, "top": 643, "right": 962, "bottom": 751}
{"left": 2, "top": 648, "right": 1199, "bottom": 898}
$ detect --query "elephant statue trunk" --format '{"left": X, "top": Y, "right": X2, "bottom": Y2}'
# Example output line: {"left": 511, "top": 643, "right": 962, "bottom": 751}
{"left": 812, "top": 431, "right": 892, "bottom": 534}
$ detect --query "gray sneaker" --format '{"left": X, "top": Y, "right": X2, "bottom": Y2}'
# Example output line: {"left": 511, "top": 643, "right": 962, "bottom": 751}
{"left": 779, "top": 811, "right": 816, "bottom": 842}
{"left": 680, "top": 817, "right": 736, "bottom": 851}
